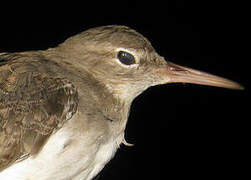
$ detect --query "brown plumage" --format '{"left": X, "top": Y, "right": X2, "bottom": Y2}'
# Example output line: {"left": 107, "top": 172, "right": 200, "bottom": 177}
{"left": 0, "top": 52, "right": 78, "bottom": 171}
{"left": 0, "top": 25, "right": 243, "bottom": 180}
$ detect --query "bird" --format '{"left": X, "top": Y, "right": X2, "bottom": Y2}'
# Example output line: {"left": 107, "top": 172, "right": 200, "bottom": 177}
{"left": 0, "top": 25, "right": 243, "bottom": 180}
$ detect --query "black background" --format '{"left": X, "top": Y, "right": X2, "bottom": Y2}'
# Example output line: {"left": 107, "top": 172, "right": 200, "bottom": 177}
{"left": 0, "top": 1, "right": 249, "bottom": 179}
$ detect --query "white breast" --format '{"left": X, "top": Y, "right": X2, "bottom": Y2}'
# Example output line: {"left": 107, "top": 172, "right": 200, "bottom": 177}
{"left": 0, "top": 125, "right": 122, "bottom": 180}
{"left": 74, "top": 138, "right": 120, "bottom": 180}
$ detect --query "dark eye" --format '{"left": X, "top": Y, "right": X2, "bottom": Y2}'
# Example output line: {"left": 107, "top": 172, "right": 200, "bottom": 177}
{"left": 117, "top": 51, "right": 136, "bottom": 65}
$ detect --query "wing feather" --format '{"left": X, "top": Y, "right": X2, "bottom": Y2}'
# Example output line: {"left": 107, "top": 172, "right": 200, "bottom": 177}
{"left": 0, "top": 53, "right": 79, "bottom": 171}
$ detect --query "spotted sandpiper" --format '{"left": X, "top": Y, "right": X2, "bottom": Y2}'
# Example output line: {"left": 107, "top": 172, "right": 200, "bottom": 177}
{"left": 0, "top": 25, "right": 243, "bottom": 180}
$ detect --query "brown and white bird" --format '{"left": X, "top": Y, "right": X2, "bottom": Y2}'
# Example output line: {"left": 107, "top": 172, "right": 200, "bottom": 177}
{"left": 0, "top": 25, "right": 243, "bottom": 180}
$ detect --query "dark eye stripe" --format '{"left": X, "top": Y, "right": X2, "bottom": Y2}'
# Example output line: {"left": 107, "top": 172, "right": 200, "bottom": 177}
{"left": 117, "top": 51, "right": 136, "bottom": 65}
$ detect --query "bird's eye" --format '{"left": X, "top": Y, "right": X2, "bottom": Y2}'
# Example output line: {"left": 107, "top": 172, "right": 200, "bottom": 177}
{"left": 117, "top": 51, "right": 136, "bottom": 65}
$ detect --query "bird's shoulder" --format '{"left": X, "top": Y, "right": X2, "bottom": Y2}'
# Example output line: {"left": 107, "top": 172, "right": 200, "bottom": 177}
{"left": 0, "top": 52, "right": 79, "bottom": 171}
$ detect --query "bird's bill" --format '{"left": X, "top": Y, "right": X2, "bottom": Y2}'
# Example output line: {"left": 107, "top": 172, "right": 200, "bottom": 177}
{"left": 157, "top": 61, "right": 244, "bottom": 90}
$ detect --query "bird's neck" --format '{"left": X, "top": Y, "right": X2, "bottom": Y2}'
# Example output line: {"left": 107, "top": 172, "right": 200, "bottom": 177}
{"left": 42, "top": 49, "right": 132, "bottom": 133}
{"left": 76, "top": 77, "right": 132, "bottom": 135}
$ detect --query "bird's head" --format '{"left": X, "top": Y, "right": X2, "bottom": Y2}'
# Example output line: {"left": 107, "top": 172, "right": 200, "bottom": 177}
{"left": 57, "top": 25, "right": 243, "bottom": 104}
